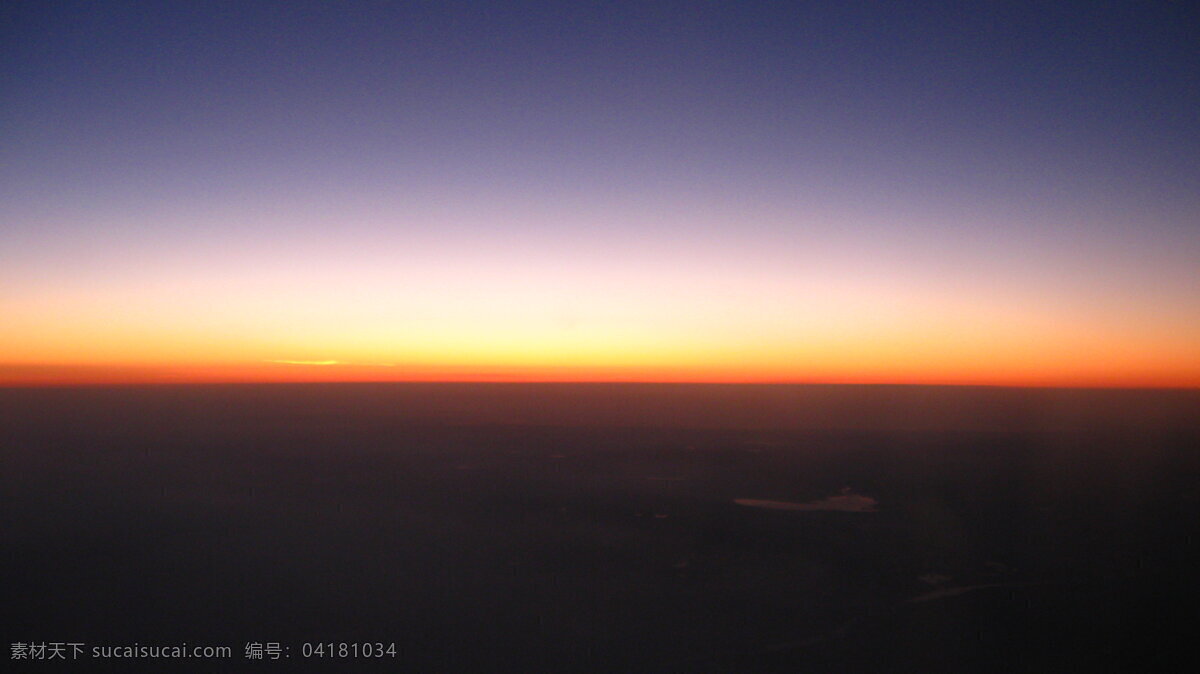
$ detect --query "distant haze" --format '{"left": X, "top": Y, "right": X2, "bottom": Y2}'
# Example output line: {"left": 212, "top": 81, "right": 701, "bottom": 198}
{"left": 3, "top": 383, "right": 1197, "bottom": 434}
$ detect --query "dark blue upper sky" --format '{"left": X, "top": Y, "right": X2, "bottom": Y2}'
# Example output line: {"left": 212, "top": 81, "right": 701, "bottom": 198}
{"left": 6, "top": 0, "right": 1196, "bottom": 206}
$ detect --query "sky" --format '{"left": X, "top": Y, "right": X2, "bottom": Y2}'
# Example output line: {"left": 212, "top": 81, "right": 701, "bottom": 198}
{"left": 2, "top": 0, "right": 1198, "bottom": 386}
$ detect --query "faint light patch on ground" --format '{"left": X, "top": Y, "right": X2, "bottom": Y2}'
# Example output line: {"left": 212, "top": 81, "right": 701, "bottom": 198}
{"left": 909, "top": 581, "right": 1040, "bottom": 603}
{"left": 734, "top": 488, "right": 878, "bottom": 512}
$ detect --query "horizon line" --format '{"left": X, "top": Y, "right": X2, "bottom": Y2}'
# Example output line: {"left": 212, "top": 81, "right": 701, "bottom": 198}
{"left": 3, "top": 379, "right": 1199, "bottom": 392}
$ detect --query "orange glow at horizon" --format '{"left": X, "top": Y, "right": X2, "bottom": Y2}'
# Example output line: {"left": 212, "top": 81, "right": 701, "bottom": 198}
{"left": 3, "top": 368, "right": 1198, "bottom": 388}
{"left": 4, "top": 347, "right": 1199, "bottom": 389}
{"left": 3, "top": 210, "right": 1198, "bottom": 390}
{"left": 4, "top": 298, "right": 1199, "bottom": 388}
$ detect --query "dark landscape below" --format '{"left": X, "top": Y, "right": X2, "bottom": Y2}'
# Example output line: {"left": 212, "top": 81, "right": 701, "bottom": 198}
{"left": 3, "top": 383, "right": 1198, "bottom": 672}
